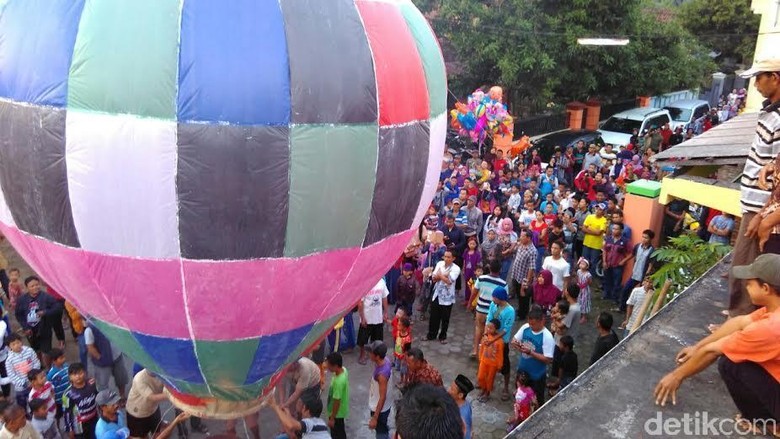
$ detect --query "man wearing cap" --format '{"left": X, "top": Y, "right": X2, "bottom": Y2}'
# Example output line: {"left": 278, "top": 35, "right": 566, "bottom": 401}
{"left": 463, "top": 196, "right": 483, "bottom": 239}
{"left": 581, "top": 203, "right": 608, "bottom": 278}
{"left": 728, "top": 58, "right": 780, "bottom": 317}
{"left": 95, "top": 390, "right": 127, "bottom": 439}
{"left": 654, "top": 254, "right": 780, "bottom": 434}
{"left": 367, "top": 341, "right": 391, "bottom": 439}
{"left": 448, "top": 375, "right": 475, "bottom": 439}
{"left": 485, "top": 287, "right": 516, "bottom": 401}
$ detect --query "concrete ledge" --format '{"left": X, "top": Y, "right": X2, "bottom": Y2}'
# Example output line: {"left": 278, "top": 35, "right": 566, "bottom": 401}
{"left": 509, "top": 259, "right": 736, "bottom": 438}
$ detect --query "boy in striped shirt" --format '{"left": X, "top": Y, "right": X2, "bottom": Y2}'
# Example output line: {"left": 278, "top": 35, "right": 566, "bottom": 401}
{"left": 4, "top": 333, "right": 41, "bottom": 410}
{"left": 46, "top": 349, "right": 69, "bottom": 428}
{"left": 28, "top": 369, "right": 56, "bottom": 421}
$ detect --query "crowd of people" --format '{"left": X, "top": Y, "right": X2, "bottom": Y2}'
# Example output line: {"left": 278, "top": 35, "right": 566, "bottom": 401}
{"left": 0, "top": 78, "right": 777, "bottom": 437}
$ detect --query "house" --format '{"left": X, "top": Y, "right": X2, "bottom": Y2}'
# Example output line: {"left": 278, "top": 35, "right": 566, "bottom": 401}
{"left": 650, "top": 113, "right": 756, "bottom": 218}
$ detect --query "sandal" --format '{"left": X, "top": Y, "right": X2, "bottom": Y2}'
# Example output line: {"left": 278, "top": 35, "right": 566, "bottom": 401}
{"left": 358, "top": 357, "right": 368, "bottom": 365}
{"left": 440, "top": 339, "right": 448, "bottom": 344}
{"left": 478, "top": 395, "right": 491, "bottom": 403}
{"left": 501, "top": 390, "right": 511, "bottom": 401}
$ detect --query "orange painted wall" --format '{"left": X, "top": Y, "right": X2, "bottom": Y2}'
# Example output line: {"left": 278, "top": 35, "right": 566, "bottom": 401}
{"left": 622, "top": 193, "right": 665, "bottom": 283}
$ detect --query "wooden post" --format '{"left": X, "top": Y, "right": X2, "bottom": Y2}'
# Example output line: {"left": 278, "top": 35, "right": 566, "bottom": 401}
{"left": 650, "top": 279, "right": 673, "bottom": 317}
{"left": 629, "top": 288, "right": 655, "bottom": 334}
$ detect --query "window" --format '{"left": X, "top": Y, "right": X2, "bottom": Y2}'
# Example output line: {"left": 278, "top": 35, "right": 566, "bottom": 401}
{"left": 693, "top": 105, "right": 709, "bottom": 120}
{"left": 642, "top": 114, "right": 670, "bottom": 132}
{"left": 664, "top": 106, "right": 692, "bottom": 122}
{"left": 601, "top": 117, "right": 642, "bottom": 134}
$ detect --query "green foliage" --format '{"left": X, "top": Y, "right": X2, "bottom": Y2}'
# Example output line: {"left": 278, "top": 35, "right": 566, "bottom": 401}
{"left": 416, "top": 0, "right": 714, "bottom": 111}
{"left": 650, "top": 234, "right": 731, "bottom": 300}
{"left": 678, "top": 0, "right": 760, "bottom": 65}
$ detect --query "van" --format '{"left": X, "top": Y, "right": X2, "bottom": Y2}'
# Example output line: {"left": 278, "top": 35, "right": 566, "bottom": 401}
{"left": 599, "top": 107, "right": 672, "bottom": 148}
{"left": 663, "top": 99, "right": 710, "bottom": 131}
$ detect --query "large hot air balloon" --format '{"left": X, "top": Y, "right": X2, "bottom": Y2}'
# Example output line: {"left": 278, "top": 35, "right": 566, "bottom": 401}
{"left": 0, "top": 0, "right": 446, "bottom": 418}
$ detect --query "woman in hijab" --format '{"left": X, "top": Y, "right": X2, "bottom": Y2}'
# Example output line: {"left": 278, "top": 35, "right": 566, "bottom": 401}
{"left": 533, "top": 270, "right": 561, "bottom": 313}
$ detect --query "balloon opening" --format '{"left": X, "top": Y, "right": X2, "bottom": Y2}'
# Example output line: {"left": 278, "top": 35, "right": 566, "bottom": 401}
{"left": 164, "top": 387, "right": 273, "bottom": 420}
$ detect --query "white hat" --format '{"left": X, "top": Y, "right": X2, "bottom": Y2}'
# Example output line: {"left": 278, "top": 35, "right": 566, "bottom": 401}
{"left": 740, "top": 55, "right": 780, "bottom": 78}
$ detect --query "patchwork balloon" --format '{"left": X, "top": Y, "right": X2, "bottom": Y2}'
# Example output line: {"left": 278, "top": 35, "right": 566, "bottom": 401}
{"left": 0, "top": 0, "right": 446, "bottom": 417}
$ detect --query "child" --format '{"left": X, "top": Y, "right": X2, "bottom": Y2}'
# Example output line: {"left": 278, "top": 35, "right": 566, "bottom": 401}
{"left": 548, "top": 335, "right": 578, "bottom": 397}
{"left": 46, "top": 348, "right": 69, "bottom": 427}
{"left": 394, "top": 264, "right": 419, "bottom": 318}
{"left": 30, "top": 398, "right": 60, "bottom": 439}
{"left": 543, "top": 203, "right": 557, "bottom": 227}
{"left": 62, "top": 363, "right": 98, "bottom": 439}
{"left": 6, "top": 268, "right": 22, "bottom": 312}
{"left": 5, "top": 333, "right": 40, "bottom": 410}
{"left": 424, "top": 205, "right": 439, "bottom": 231}
{"left": 468, "top": 265, "right": 485, "bottom": 311}
{"left": 462, "top": 238, "right": 482, "bottom": 306}
{"left": 576, "top": 258, "right": 592, "bottom": 324}
{"left": 393, "top": 317, "right": 412, "bottom": 385}
{"left": 550, "top": 300, "right": 570, "bottom": 339}
{"left": 506, "top": 371, "right": 537, "bottom": 432}
{"left": 325, "top": 353, "right": 349, "bottom": 439}
{"left": 622, "top": 277, "right": 653, "bottom": 336}
{"left": 28, "top": 369, "right": 56, "bottom": 420}
{"left": 476, "top": 319, "right": 504, "bottom": 403}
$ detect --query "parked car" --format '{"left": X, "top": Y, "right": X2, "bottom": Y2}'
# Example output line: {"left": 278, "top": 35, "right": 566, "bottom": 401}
{"left": 528, "top": 129, "right": 603, "bottom": 164}
{"left": 599, "top": 107, "right": 672, "bottom": 148}
{"left": 663, "top": 99, "right": 710, "bottom": 131}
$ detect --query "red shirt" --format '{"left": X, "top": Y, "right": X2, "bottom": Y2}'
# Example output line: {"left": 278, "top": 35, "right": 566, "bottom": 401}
{"left": 407, "top": 361, "right": 443, "bottom": 387}
{"left": 493, "top": 159, "right": 507, "bottom": 172}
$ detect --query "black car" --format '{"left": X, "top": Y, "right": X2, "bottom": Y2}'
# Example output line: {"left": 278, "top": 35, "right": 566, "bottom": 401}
{"left": 528, "top": 129, "right": 604, "bottom": 163}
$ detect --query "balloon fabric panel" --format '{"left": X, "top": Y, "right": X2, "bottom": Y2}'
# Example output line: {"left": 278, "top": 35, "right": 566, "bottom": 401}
{"left": 176, "top": 124, "right": 290, "bottom": 260}
{"left": 177, "top": 0, "right": 290, "bottom": 125}
{"left": 363, "top": 122, "right": 430, "bottom": 246}
{"left": 0, "top": 0, "right": 446, "bottom": 411}
{"left": 0, "top": 102, "right": 79, "bottom": 247}
{"left": 355, "top": 0, "right": 429, "bottom": 126}
{"left": 399, "top": 2, "right": 448, "bottom": 118}
{"left": 65, "top": 112, "right": 180, "bottom": 259}
{"left": 284, "top": 124, "right": 378, "bottom": 257}
{"left": 279, "top": 0, "right": 377, "bottom": 124}
{"left": 67, "top": 0, "right": 180, "bottom": 119}
{"left": 0, "top": 0, "right": 84, "bottom": 106}
{"left": 414, "top": 113, "right": 448, "bottom": 225}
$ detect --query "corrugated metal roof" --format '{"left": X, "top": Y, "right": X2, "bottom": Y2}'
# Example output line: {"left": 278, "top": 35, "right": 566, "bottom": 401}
{"left": 652, "top": 112, "right": 758, "bottom": 162}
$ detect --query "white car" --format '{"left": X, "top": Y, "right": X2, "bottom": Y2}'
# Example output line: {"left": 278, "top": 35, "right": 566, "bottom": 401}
{"left": 599, "top": 107, "right": 672, "bottom": 148}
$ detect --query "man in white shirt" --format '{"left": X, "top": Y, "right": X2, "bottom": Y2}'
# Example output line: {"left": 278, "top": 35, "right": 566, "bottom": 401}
{"left": 425, "top": 251, "right": 461, "bottom": 344}
{"left": 357, "top": 279, "right": 390, "bottom": 365}
{"left": 542, "top": 241, "right": 570, "bottom": 292}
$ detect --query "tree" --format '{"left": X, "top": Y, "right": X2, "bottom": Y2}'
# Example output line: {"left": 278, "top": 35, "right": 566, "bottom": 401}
{"left": 417, "top": 0, "right": 714, "bottom": 112}
{"left": 678, "top": 0, "right": 760, "bottom": 66}
{"left": 650, "top": 234, "right": 731, "bottom": 300}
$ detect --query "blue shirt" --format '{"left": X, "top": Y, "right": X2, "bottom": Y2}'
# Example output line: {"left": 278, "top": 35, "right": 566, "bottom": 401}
{"left": 95, "top": 410, "right": 127, "bottom": 439}
{"left": 708, "top": 215, "right": 735, "bottom": 245}
{"left": 514, "top": 324, "right": 555, "bottom": 381}
{"left": 46, "top": 363, "right": 69, "bottom": 404}
{"left": 486, "top": 302, "right": 516, "bottom": 344}
{"left": 460, "top": 401, "right": 473, "bottom": 439}
{"left": 540, "top": 200, "right": 559, "bottom": 214}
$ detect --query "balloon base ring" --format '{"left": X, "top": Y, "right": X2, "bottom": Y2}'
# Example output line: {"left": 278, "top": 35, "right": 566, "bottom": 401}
{"left": 164, "top": 387, "right": 274, "bottom": 420}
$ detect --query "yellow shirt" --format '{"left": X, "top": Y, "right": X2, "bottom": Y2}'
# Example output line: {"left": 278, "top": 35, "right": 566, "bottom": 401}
{"left": 583, "top": 214, "right": 608, "bottom": 250}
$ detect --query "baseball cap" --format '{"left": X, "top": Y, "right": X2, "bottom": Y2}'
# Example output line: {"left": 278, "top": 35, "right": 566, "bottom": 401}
{"left": 96, "top": 389, "right": 121, "bottom": 406}
{"left": 595, "top": 203, "right": 606, "bottom": 211}
{"left": 402, "top": 263, "right": 413, "bottom": 271}
{"left": 100, "top": 428, "right": 130, "bottom": 439}
{"left": 367, "top": 340, "right": 387, "bottom": 357}
{"left": 740, "top": 55, "right": 780, "bottom": 78}
{"left": 468, "top": 195, "right": 477, "bottom": 203}
{"left": 452, "top": 198, "right": 461, "bottom": 204}
{"left": 732, "top": 254, "right": 780, "bottom": 286}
